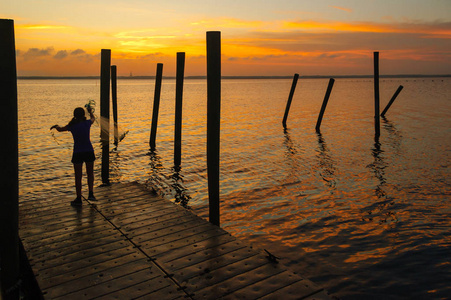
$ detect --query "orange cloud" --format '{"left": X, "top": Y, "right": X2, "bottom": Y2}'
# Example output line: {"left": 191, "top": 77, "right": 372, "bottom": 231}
{"left": 16, "top": 24, "right": 70, "bottom": 30}
{"left": 113, "top": 29, "right": 180, "bottom": 53}
{"left": 330, "top": 6, "right": 353, "bottom": 13}
{"left": 283, "top": 20, "right": 451, "bottom": 37}
{"left": 190, "top": 17, "right": 265, "bottom": 29}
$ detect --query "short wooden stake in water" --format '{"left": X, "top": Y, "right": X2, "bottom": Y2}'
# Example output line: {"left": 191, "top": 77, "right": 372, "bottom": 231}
{"left": 174, "top": 53, "right": 185, "bottom": 167}
{"left": 111, "top": 65, "right": 119, "bottom": 145}
{"left": 150, "top": 63, "right": 163, "bottom": 151}
{"left": 381, "top": 85, "right": 403, "bottom": 117}
{"left": 374, "top": 51, "right": 381, "bottom": 138}
{"left": 0, "top": 18, "right": 20, "bottom": 299}
{"left": 282, "top": 73, "right": 299, "bottom": 128}
{"left": 100, "top": 49, "right": 111, "bottom": 185}
{"left": 315, "top": 78, "right": 335, "bottom": 132}
{"left": 207, "top": 31, "right": 221, "bottom": 227}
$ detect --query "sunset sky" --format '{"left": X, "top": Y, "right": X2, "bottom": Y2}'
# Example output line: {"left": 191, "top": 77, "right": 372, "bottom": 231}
{"left": 2, "top": 0, "right": 450, "bottom": 76}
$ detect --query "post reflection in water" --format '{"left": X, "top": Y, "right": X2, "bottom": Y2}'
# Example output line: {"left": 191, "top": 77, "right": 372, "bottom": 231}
{"left": 283, "top": 127, "right": 297, "bottom": 156}
{"left": 315, "top": 132, "right": 336, "bottom": 188}
{"left": 169, "top": 166, "right": 192, "bottom": 208}
{"left": 369, "top": 137, "right": 387, "bottom": 199}
{"left": 368, "top": 116, "right": 402, "bottom": 201}
{"left": 381, "top": 116, "right": 403, "bottom": 155}
{"left": 282, "top": 127, "right": 307, "bottom": 189}
{"left": 363, "top": 126, "right": 401, "bottom": 226}
{"left": 145, "top": 150, "right": 191, "bottom": 208}
{"left": 145, "top": 150, "right": 166, "bottom": 194}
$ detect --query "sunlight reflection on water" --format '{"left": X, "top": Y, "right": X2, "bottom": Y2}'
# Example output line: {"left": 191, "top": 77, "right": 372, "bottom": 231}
{"left": 18, "top": 78, "right": 451, "bottom": 299}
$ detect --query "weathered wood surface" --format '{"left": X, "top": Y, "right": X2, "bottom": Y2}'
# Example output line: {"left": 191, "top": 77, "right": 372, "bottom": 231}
{"left": 19, "top": 182, "right": 331, "bottom": 299}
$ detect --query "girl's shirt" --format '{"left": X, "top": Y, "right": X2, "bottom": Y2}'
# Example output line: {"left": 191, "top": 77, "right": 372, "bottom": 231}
{"left": 68, "top": 120, "right": 94, "bottom": 153}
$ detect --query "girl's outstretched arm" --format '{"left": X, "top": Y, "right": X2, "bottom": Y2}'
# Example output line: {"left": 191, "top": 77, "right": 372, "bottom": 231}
{"left": 50, "top": 125, "right": 68, "bottom": 132}
{"left": 87, "top": 107, "right": 95, "bottom": 124}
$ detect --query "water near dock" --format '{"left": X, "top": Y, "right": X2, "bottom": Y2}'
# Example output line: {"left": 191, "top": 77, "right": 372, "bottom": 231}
{"left": 18, "top": 77, "right": 450, "bottom": 299}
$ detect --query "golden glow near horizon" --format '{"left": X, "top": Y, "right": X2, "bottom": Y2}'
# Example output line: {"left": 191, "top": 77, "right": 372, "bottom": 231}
{"left": 2, "top": 0, "right": 450, "bottom": 76}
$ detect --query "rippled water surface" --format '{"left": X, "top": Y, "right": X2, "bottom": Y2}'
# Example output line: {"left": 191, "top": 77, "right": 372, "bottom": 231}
{"left": 18, "top": 78, "right": 450, "bottom": 299}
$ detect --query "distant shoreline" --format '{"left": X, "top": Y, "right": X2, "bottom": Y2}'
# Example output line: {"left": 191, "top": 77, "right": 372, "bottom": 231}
{"left": 17, "top": 74, "right": 451, "bottom": 80}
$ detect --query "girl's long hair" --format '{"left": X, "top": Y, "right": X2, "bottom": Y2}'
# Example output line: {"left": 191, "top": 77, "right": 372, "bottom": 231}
{"left": 67, "top": 107, "right": 86, "bottom": 128}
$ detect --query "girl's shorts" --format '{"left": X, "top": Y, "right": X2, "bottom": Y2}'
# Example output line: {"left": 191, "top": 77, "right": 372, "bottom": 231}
{"left": 72, "top": 151, "right": 96, "bottom": 164}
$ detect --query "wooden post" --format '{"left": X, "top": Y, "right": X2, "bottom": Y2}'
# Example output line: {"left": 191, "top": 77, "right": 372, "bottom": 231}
{"left": 0, "top": 19, "right": 19, "bottom": 299}
{"left": 174, "top": 53, "right": 185, "bottom": 167}
{"left": 374, "top": 52, "right": 380, "bottom": 138}
{"left": 111, "top": 65, "right": 118, "bottom": 145}
{"left": 315, "top": 78, "right": 335, "bottom": 132}
{"left": 100, "top": 49, "right": 111, "bottom": 185}
{"left": 207, "top": 31, "right": 221, "bottom": 227}
{"left": 282, "top": 73, "right": 299, "bottom": 128}
{"left": 381, "top": 85, "right": 403, "bottom": 117}
{"left": 150, "top": 63, "right": 163, "bottom": 151}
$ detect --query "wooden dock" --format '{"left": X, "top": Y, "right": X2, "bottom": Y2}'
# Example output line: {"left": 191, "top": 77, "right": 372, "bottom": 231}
{"left": 19, "top": 182, "right": 331, "bottom": 299}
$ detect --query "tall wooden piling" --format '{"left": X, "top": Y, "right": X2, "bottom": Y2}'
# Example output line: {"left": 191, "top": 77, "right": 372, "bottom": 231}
{"left": 315, "top": 78, "right": 335, "bottom": 132}
{"left": 374, "top": 52, "right": 380, "bottom": 138}
{"left": 100, "top": 49, "right": 111, "bottom": 185}
{"left": 111, "top": 65, "right": 119, "bottom": 145}
{"left": 207, "top": 31, "right": 221, "bottom": 227}
{"left": 282, "top": 73, "right": 299, "bottom": 128}
{"left": 150, "top": 63, "right": 163, "bottom": 151}
{"left": 381, "top": 85, "right": 403, "bottom": 117}
{"left": 174, "top": 53, "right": 185, "bottom": 167}
{"left": 0, "top": 19, "right": 19, "bottom": 299}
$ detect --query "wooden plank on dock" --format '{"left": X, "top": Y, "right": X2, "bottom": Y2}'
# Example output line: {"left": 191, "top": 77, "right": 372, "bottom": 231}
{"left": 20, "top": 182, "right": 331, "bottom": 299}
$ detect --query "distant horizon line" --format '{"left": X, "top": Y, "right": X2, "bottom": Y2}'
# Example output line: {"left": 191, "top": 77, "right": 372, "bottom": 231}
{"left": 17, "top": 74, "right": 451, "bottom": 80}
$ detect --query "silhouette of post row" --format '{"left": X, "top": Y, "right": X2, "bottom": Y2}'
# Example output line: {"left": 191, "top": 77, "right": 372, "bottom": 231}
{"left": 174, "top": 52, "right": 185, "bottom": 168}
{"left": 207, "top": 31, "right": 221, "bottom": 227}
{"left": 100, "top": 49, "right": 111, "bottom": 185}
{"left": 150, "top": 63, "right": 163, "bottom": 151}
{"left": 282, "top": 73, "right": 299, "bottom": 128}
{"left": 0, "top": 18, "right": 20, "bottom": 299}
{"left": 278, "top": 51, "right": 402, "bottom": 134}
{"left": 315, "top": 78, "right": 335, "bottom": 132}
{"left": 111, "top": 65, "right": 119, "bottom": 145}
{"left": 381, "top": 85, "right": 403, "bottom": 117}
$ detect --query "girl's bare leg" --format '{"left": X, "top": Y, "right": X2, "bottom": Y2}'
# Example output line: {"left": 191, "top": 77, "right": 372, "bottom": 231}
{"left": 86, "top": 161, "right": 94, "bottom": 194}
{"left": 73, "top": 163, "right": 83, "bottom": 198}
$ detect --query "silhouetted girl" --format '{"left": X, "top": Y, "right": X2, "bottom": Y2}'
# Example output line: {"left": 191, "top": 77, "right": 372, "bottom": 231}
{"left": 51, "top": 106, "right": 96, "bottom": 206}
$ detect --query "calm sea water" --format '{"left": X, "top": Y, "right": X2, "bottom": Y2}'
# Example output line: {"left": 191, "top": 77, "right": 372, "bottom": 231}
{"left": 18, "top": 77, "right": 450, "bottom": 299}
